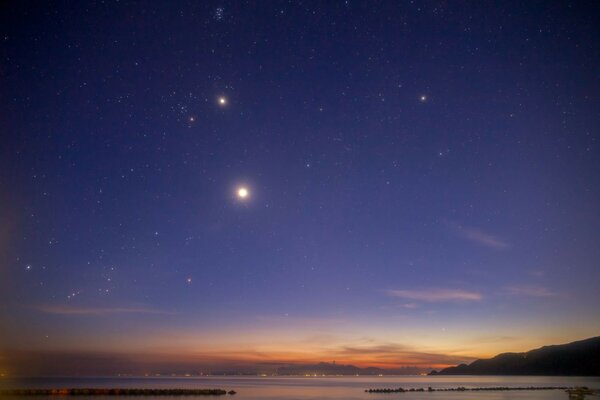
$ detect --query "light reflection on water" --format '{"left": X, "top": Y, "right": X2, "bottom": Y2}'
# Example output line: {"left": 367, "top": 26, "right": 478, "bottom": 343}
{"left": 1, "top": 376, "right": 599, "bottom": 400}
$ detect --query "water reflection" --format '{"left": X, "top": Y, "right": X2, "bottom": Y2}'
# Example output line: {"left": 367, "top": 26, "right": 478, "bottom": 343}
{"left": 1, "top": 376, "right": 599, "bottom": 400}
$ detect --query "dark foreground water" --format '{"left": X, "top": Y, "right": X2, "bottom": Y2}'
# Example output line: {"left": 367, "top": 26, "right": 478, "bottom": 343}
{"left": 1, "top": 376, "right": 599, "bottom": 399}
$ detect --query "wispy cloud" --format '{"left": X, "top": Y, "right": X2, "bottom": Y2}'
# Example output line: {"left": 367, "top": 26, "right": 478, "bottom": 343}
{"left": 400, "top": 303, "right": 419, "bottom": 309}
{"left": 33, "top": 305, "right": 177, "bottom": 315}
{"left": 385, "top": 288, "right": 482, "bottom": 302}
{"left": 528, "top": 270, "right": 545, "bottom": 278}
{"left": 471, "top": 335, "right": 518, "bottom": 344}
{"left": 255, "top": 315, "right": 346, "bottom": 327}
{"left": 504, "top": 285, "right": 557, "bottom": 298}
{"left": 447, "top": 222, "right": 509, "bottom": 249}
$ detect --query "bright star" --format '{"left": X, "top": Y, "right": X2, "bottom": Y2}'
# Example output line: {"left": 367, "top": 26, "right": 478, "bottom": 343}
{"left": 420, "top": 95, "right": 427, "bottom": 102}
{"left": 218, "top": 96, "right": 227, "bottom": 106}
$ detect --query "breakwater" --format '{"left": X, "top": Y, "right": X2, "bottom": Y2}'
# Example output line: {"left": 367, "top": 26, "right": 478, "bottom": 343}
{"left": 0, "top": 388, "right": 236, "bottom": 396}
{"left": 366, "top": 386, "right": 576, "bottom": 393}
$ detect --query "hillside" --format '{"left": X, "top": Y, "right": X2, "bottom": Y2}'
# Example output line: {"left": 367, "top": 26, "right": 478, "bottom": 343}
{"left": 430, "top": 336, "right": 600, "bottom": 376}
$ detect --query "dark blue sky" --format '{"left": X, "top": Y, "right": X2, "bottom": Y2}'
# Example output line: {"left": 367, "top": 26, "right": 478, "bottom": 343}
{"left": 1, "top": 1, "right": 599, "bottom": 376}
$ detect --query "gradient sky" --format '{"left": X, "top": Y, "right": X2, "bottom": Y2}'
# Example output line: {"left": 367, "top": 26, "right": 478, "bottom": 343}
{"left": 1, "top": 1, "right": 599, "bottom": 376}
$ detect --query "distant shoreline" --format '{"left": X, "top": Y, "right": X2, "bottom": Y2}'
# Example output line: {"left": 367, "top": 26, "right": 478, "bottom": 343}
{"left": 3, "top": 373, "right": 600, "bottom": 378}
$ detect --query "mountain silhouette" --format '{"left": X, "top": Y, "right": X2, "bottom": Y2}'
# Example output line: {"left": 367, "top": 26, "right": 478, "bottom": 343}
{"left": 277, "top": 362, "right": 422, "bottom": 375}
{"left": 430, "top": 336, "right": 600, "bottom": 376}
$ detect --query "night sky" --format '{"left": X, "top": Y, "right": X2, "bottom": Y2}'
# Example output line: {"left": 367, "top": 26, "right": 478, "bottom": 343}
{"left": 1, "top": 1, "right": 599, "bottom": 376}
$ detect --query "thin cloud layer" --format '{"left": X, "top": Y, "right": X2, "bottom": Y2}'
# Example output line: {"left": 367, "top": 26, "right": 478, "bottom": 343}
{"left": 385, "top": 288, "right": 482, "bottom": 302}
{"left": 2, "top": 342, "right": 477, "bottom": 376}
{"left": 33, "top": 305, "right": 176, "bottom": 315}
{"left": 505, "top": 285, "right": 557, "bottom": 298}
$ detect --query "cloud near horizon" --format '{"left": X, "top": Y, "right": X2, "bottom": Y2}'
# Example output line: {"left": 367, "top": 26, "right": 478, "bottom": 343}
{"left": 385, "top": 288, "right": 482, "bottom": 302}
{"left": 1, "top": 342, "right": 476, "bottom": 376}
{"left": 330, "top": 344, "right": 476, "bottom": 367}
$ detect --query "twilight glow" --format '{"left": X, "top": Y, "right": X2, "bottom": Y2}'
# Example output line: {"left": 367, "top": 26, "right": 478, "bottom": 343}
{"left": 0, "top": 1, "right": 599, "bottom": 378}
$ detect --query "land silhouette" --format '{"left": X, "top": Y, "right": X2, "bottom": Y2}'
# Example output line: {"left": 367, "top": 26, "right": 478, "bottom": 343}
{"left": 276, "top": 362, "right": 422, "bottom": 376}
{"left": 430, "top": 336, "right": 600, "bottom": 376}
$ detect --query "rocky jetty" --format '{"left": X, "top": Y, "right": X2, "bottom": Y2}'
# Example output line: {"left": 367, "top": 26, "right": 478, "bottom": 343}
{"left": 0, "top": 388, "right": 232, "bottom": 396}
{"left": 366, "top": 385, "right": 575, "bottom": 393}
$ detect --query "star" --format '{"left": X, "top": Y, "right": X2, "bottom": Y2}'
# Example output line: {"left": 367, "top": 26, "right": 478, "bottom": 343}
{"left": 218, "top": 96, "right": 227, "bottom": 106}
{"left": 186, "top": 277, "right": 192, "bottom": 284}
{"left": 420, "top": 95, "right": 427, "bottom": 102}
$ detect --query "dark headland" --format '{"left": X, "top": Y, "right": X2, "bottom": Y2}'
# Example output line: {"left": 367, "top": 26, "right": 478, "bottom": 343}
{"left": 430, "top": 336, "right": 600, "bottom": 376}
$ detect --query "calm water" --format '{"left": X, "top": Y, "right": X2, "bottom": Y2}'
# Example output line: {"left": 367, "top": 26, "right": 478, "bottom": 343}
{"left": 1, "top": 376, "right": 599, "bottom": 400}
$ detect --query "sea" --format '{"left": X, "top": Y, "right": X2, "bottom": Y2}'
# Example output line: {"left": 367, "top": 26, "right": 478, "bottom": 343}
{"left": 1, "top": 376, "right": 599, "bottom": 399}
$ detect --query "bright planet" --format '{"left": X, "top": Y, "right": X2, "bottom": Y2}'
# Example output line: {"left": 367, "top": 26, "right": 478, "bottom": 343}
{"left": 237, "top": 187, "right": 249, "bottom": 199}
